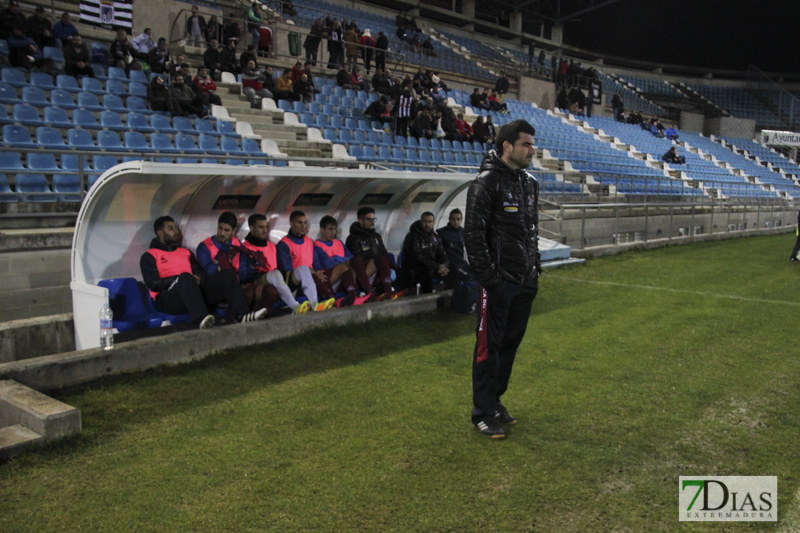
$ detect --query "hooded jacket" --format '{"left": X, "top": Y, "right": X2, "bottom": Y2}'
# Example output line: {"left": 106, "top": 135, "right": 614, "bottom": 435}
{"left": 345, "top": 221, "right": 388, "bottom": 261}
{"left": 464, "top": 150, "right": 540, "bottom": 290}
{"left": 400, "top": 220, "right": 447, "bottom": 272}
{"left": 140, "top": 238, "right": 206, "bottom": 294}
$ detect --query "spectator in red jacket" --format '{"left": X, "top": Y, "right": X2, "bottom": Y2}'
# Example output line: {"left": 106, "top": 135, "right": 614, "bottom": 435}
{"left": 455, "top": 112, "right": 473, "bottom": 142}
{"left": 289, "top": 60, "right": 304, "bottom": 83}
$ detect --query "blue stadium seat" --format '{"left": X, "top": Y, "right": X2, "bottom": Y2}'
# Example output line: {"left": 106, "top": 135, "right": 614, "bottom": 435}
{"left": 195, "top": 118, "right": 219, "bottom": 136}
{"left": 12, "top": 103, "right": 44, "bottom": 126}
{"left": 360, "top": 145, "right": 378, "bottom": 161}
{"left": 30, "top": 72, "right": 55, "bottom": 90}
{"left": 22, "top": 86, "right": 48, "bottom": 106}
{"left": 92, "top": 154, "right": 119, "bottom": 172}
{"left": 105, "top": 79, "right": 127, "bottom": 95}
{"left": 126, "top": 112, "right": 154, "bottom": 133}
{"left": 216, "top": 119, "right": 238, "bottom": 137}
{"left": 394, "top": 136, "right": 407, "bottom": 147}
{"left": 2, "top": 124, "right": 36, "bottom": 148}
{"left": 67, "top": 128, "right": 99, "bottom": 150}
{"left": 352, "top": 130, "right": 366, "bottom": 144}
{"left": 225, "top": 158, "right": 246, "bottom": 166}
{"left": 1, "top": 68, "right": 26, "bottom": 87}
{"left": 61, "top": 153, "right": 92, "bottom": 172}
{"left": 200, "top": 158, "right": 218, "bottom": 164}
{"left": 100, "top": 110, "right": 126, "bottom": 130}
{"left": 441, "top": 139, "right": 453, "bottom": 151}
{"left": 348, "top": 145, "right": 364, "bottom": 159}
{"left": 124, "top": 131, "right": 153, "bottom": 153}
{"left": 16, "top": 174, "right": 53, "bottom": 202}
{"left": 107, "top": 66, "right": 127, "bottom": 81}
{"left": 52, "top": 174, "right": 82, "bottom": 201}
{"left": 27, "top": 152, "right": 60, "bottom": 171}
{"left": 150, "top": 114, "right": 177, "bottom": 133}
{"left": 198, "top": 134, "right": 226, "bottom": 155}
{"left": 315, "top": 115, "right": 329, "bottom": 128}
{"left": 97, "top": 130, "right": 126, "bottom": 151}
{"left": 358, "top": 119, "right": 371, "bottom": 131}
{"left": 73, "top": 108, "right": 101, "bottom": 129}
{"left": 407, "top": 137, "right": 419, "bottom": 148}
{"left": 220, "top": 136, "right": 246, "bottom": 156}
{"left": 150, "top": 132, "right": 179, "bottom": 153}
{"left": 299, "top": 113, "right": 315, "bottom": 128}
{"left": 175, "top": 133, "right": 203, "bottom": 154}
{"left": 0, "top": 82, "right": 18, "bottom": 104}
{"left": 0, "top": 173, "right": 17, "bottom": 202}
{"left": 0, "top": 40, "right": 8, "bottom": 60}
{"left": 36, "top": 126, "right": 66, "bottom": 149}
{"left": 338, "top": 129, "right": 352, "bottom": 143}
{"left": 308, "top": 102, "right": 321, "bottom": 114}
{"left": 366, "top": 131, "right": 380, "bottom": 145}
{"left": 129, "top": 70, "right": 148, "bottom": 85}
{"left": 323, "top": 128, "right": 337, "bottom": 142}
{"left": 292, "top": 101, "right": 307, "bottom": 113}
{"left": 97, "top": 278, "right": 164, "bottom": 331}
{"left": 91, "top": 63, "right": 106, "bottom": 80}
{"left": 418, "top": 137, "right": 430, "bottom": 149}
{"left": 81, "top": 77, "right": 104, "bottom": 94}
{"left": 0, "top": 152, "right": 25, "bottom": 169}
{"left": 242, "top": 138, "right": 268, "bottom": 157}
{"left": 43, "top": 46, "right": 64, "bottom": 66}
{"left": 172, "top": 116, "right": 195, "bottom": 133}
{"left": 126, "top": 96, "right": 147, "bottom": 112}
{"left": 330, "top": 116, "right": 343, "bottom": 129}
{"left": 102, "top": 94, "right": 127, "bottom": 113}
{"left": 77, "top": 91, "right": 104, "bottom": 111}
{"left": 50, "top": 88, "right": 77, "bottom": 109}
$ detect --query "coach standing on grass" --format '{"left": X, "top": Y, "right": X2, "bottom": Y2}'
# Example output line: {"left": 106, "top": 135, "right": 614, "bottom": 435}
{"left": 465, "top": 119, "right": 541, "bottom": 439}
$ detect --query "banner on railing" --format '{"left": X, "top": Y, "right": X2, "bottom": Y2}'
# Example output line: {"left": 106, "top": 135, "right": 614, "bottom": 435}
{"left": 761, "top": 130, "right": 800, "bottom": 147}
{"left": 80, "top": 0, "right": 133, "bottom": 32}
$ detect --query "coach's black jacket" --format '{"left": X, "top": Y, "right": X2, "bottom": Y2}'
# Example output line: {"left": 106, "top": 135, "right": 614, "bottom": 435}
{"left": 464, "top": 150, "right": 540, "bottom": 291}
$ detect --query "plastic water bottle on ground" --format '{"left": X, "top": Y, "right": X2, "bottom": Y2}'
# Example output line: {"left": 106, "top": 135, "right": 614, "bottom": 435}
{"left": 100, "top": 302, "right": 114, "bottom": 350}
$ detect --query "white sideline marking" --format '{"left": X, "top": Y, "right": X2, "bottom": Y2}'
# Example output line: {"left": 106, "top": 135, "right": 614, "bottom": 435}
{"left": 548, "top": 276, "right": 800, "bottom": 307}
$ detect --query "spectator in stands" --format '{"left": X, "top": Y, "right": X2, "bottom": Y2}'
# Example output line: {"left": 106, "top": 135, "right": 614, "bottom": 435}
{"left": 314, "top": 216, "right": 376, "bottom": 307}
{"left": 550, "top": 54, "right": 558, "bottom": 82}
{"left": 398, "top": 212, "right": 449, "bottom": 294}
{"left": 7, "top": 26, "right": 42, "bottom": 70}
{"left": 302, "top": 62, "right": 318, "bottom": 93}
{"left": 649, "top": 118, "right": 665, "bottom": 138}
{"left": 0, "top": 0, "right": 26, "bottom": 40}
{"left": 322, "top": 14, "right": 333, "bottom": 36}
{"left": 431, "top": 71, "right": 448, "bottom": 94}
{"left": 364, "top": 95, "right": 391, "bottom": 124}
{"left": 241, "top": 59, "right": 273, "bottom": 108}
{"left": 110, "top": 29, "right": 140, "bottom": 71}
{"left": 326, "top": 19, "right": 344, "bottom": 69}
{"left": 335, "top": 65, "right": 353, "bottom": 89}
{"left": 662, "top": 146, "right": 685, "bottom": 164}
{"left": 147, "top": 75, "right": 171, "bottom": 113}
{"left": 430, "top": 85, "right": 445, "bottom": 107}
{"left": 275, "top": 69, "right": 299, "bottom": 101}
{"left": 556, "top": 87, "right": 569, "bottom": 112}
{"left": 612, "top": 93, "right": 624, "bottom": 121}
{"left": 375, "top": 31, "right": 387, "bottom": 72}
{"left": 436, "top": 208, "right": 473, "bottom": 287}
{"left": 488, "top": 89, "right": 507, "bottom": 112}
{"left": 303, "top": 18, "right": 325, "bottom": 67}
{"left": 472, "top": 116, "right": 492, "bottom": 145}
{"left": 239, "top": 44, "right": 257, "bottom": 72}
{"left": 485, "top": 115, "right": 497, "bottom": 140}
{"left": 64, "top": 34, "right": 93, "bottom": 79}
{"left": 242, "top": 213, "right": 310, "bottom": 315}
{"left": 495, "top": 71, "right": 510, "bottom": 95}
{"left": 148, "top": 37, "right": 172, "bottom": 74}
{"left": 140, "top": 215, "right": 266, "bottom": 329}
{"left": 184, "top": 5, "right": 206, "bottom": 48}
{"left": 344, "top": 25, "right": 359, "bottom": 69}
{"left": 346, "top": 19, "right": 359, "bottom": 34}
{"left": 350, "top": 66, "right": 369, "bottom": 92}
{"left": 194, "top": 66, "right": 222, "bottom": 106}
{"left": 346, "top": 206, "right": 404, "bottom": 300}
{"left": 665, "top": 124, "right": 679, "bottom": 141}
{"left": 294, "top": 73, "right": 313, "bottom": 103}
{"left": 276, "top": 211, "right": 337, "bottom": 312}
{"left": 53, "top": 12, "right": 79, "bottom": 48}
{"left": 455, "top": 112, "right": 473, "bottom": 142}
{"left": 27, "top": 6, "right": 56, "bottom": 50}
{"left": 132, "top": 28, "right": 156, "bottom": 57}
{"left": 170, "top": 73, "right": 206, "bottom": 117}
{"left": 557, "top": 58, "right": 568, "bottom": 88}
{"left": 441, "top": 107, "right": 462, "bottom": 141}
{"left": 470, "top": 88, "right": 489, "bottom": 111}
{"left": 568, "top": 85, "right": 586, "bottom": 116}
{"left": 203, "top": 39, "right": 221, "bottom": 81}
{"left": 410, "top": 108, "right": 433, "bottom": 140}
{"left": 223, "top": 13, "right": 240, "bottom": 44}
{"left": 205, "top": 15, "right": 223, "bottom": 45}
{"left": 537, "top": 49, "right": 545, "bottom": 74}
{"left": 289, "top": 60, "right": 304, "bottom": 82}
{"left": 168, "top": 54, "right": 186, "bottom": 81}
{"left": 395, "top": 88, "right": 413, "bottom": 137}
{"left": 422, "top": 37, "right": 435, "bottom": 57}
{"left": 359, "top": 29, "right": 374, "bottom": 74}
{"left": 219, "top": 38, "right": 238, "bottom": 75}
{"left": 246, "top": 2, "right": 264, "bottom": 51}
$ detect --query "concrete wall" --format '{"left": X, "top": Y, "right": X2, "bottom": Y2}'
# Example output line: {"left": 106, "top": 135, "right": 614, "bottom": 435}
{"left": 680, "top": 111, "right": 704, "bottom": 133}
{"left": 0, "top": 315, "right": 74, "bottom": 363}
{"left": 0, "top": 250, "right": 72, "bottom": 323}
{"left": 519, "top": 75, "right": 555, "bottom": 111}
{"left": 705, "top": 116, "right": 757, "bottom": 139}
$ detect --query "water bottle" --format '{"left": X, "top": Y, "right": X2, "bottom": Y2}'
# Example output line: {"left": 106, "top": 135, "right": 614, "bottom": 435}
{"left": 99, "top": 302, "right": 114, "bottom": 350}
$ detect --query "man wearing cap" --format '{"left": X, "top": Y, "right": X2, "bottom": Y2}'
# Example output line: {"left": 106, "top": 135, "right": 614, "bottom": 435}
{"left": 148, "top": 37, "right": 172, "bottom": 74}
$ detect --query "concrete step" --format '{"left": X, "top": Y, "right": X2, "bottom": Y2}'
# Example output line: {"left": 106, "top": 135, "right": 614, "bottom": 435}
{"left": 0, "top": 227, "right": 74, "bottom": 252}
{"left": 0, "top": 248, "right": 72, "bottom": 321}
{"left": 0, "top": 424, "right": 44, "bottom": 460}
{"left": 282, "top": 147, "right": 324, "bottom": 158}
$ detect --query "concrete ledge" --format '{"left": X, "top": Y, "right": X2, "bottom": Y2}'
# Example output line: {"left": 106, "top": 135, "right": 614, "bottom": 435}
{"left": 0, "top": 314, "right": 75, "bottom": 363}
{"left": 0, "top": 424, "right": 45, "bottom": 460}
{"left": 0, "top": 293, "right": 450, "bottom": 392}
{"left": 0, "top": 380, "right": 81, "bottom": 440}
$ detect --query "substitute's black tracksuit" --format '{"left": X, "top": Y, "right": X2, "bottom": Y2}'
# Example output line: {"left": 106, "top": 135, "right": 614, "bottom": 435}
{"left": 465, "top": 150, "right": 540, "bottom": 424}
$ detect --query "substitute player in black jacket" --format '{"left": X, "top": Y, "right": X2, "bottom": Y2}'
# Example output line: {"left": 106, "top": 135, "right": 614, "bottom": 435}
{"left": 464, "top": 119, "right": 540, "bottom": 439}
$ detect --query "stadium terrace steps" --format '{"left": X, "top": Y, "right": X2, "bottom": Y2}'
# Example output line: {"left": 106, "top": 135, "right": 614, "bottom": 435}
{"left": 0, "top": 249, "right": 72, "bottom": 322}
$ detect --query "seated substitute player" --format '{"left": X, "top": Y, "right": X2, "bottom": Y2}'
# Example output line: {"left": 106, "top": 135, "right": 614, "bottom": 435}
{"left": 196, "top": 211, "right": 282, "bottom": 317}
{"left": 140, "top": 215, "right": 266, "bottom": 329}
{"left": 436, "top": 208, "right": 474, "bottom": 287}
{"left": 242, "top": 213, "right": 311, "bottom": 314}
{"left": 314, "top": 215, "right": 376, "bottom": 306}
{"left": 276, "top": 210, "right": 336, "bottom": 312}
{"left": 345, "top": 206, "right": 405, "bottom": 300}
{"left": 398, "top": 211, "right": 449, "bottom": 293}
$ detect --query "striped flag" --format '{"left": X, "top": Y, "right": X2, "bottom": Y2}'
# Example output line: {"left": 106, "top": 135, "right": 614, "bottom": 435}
{"left": 79, "top": 0, "right": 133, "bottom": 32}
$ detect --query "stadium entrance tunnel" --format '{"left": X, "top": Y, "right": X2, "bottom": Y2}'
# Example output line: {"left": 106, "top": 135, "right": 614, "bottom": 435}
{"left": 70, "top": 162, "right": 580, "bottom": 351}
